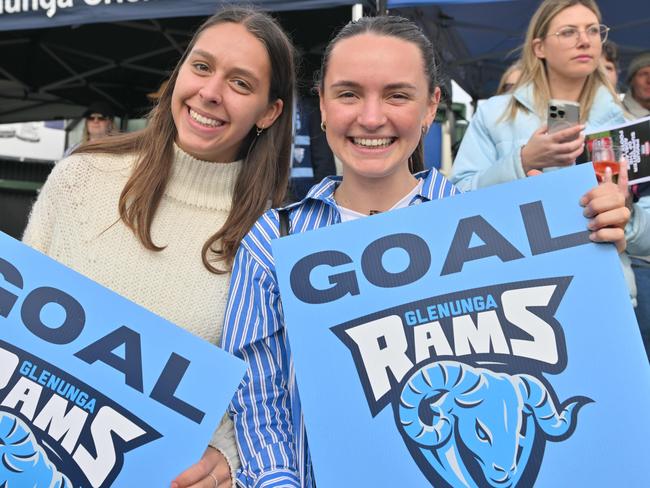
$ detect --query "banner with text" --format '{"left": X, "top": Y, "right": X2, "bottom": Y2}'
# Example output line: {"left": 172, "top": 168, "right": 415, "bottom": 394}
{"left": 272, "top": 164, "right": 650, "bottom": 488}
{"left": 0, "top": 232, "right": 246, "bottom": 487}
{"left": 0, "top": 0, "right": 358, "bottom": 32}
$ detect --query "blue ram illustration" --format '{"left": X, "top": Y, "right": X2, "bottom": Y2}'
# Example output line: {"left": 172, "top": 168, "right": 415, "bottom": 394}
{"left": 397, "top": 361, "right": 590, "bottom": 488}
{"left": 0, "top": 411, "right": 73, "bottom": 488}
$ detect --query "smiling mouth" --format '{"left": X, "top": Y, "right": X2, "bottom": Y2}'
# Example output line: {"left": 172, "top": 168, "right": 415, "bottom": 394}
{"left": 189, "top": 108, "right": 225, "bottom": 128}
{"left": 350, "top": 137, "right": 396, "bottom": 148}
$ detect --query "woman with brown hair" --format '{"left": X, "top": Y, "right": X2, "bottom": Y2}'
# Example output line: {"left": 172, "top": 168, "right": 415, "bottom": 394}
{"left": 22, "top": 6, "right": 296, "bottom": 487}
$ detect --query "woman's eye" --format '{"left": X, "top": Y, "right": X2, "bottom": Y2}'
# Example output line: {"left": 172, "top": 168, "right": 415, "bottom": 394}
{"left": 559, "top": 27, "right": 577, "bottom": 38}
{"left": 232, "top": 79, "right": 252, "bottom": 91}
{"left": 586, "top": 25, "right": 600, "bottom": 36}
{"left": 192, "top": 62, "right": 210, "bottom": 73}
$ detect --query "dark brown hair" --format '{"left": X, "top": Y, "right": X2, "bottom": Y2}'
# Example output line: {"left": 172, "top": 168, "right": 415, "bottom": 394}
{"left": 317, "top": 15, "right": 441, "bottom": 173}
{"left": 75, "top": 7, "right": 296, "bottom": 273}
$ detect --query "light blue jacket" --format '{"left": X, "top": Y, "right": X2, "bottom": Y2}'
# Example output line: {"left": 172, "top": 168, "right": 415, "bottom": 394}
{"left": 450, "top": 83, "right": 624, "bottom": 191}
{"left": 450, "top": 83, "right": 650, "bottom": 306}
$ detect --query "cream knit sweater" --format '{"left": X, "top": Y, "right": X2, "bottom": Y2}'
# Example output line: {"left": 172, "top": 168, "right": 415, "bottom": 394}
{"left": 23, "top": 144, "right": 242, "bottom": 477}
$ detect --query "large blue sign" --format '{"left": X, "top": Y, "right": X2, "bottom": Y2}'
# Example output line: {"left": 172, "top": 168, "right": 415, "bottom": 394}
{"left": 272, "top": 164, "right": 650, "bottom": 487}
{"left": 0, "top": 233, "right": 246, "bottom": 487}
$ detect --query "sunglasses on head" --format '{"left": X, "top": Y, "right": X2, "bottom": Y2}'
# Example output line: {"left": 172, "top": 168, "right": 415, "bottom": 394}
{"left": 87, "top": 114, "right": 108, "bottom": 121}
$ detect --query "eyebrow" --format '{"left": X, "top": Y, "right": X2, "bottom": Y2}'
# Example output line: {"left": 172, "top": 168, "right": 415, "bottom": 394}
{"left": 189, "top": 49, "right": 261, "bottom": 85}
{"left": 329, "top": 80, "right": 417, "bottom": 91}
{"left": 557, "top": 22, "right": 599, "bottom": 28}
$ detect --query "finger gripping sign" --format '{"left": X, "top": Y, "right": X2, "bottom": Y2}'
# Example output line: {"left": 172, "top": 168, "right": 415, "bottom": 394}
{"left": 0, "top": 235, "right": 246, "bottom": 487}
{"left": 272, "top": 164, "right": 650, "bottom": 488}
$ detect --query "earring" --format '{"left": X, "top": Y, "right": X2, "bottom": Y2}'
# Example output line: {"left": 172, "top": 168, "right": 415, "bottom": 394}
{"left": 421, "top": 124, "right": 430, "bottom": 135}
{"left": 256, "top": 125, "right": 264, "bottom": 136}
{"left": 320, "top": 121, "right": 326, "bottom": 132}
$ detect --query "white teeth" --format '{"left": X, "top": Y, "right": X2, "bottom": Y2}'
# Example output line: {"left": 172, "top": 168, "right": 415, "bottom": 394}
{"left": 353, "top": 137, "right": 394, "bottom": 148}
{"left": 189, "top": 109, "right": 223, "bottom": 128}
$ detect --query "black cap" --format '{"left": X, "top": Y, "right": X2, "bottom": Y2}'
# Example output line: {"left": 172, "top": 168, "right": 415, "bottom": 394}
{"left": 83, "top": 101, "right": 114, "bottom": 118}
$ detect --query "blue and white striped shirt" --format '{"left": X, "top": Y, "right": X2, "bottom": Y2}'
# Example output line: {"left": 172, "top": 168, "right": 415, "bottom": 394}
{"left": 221, "top": 169, "right": 458, "bottom": 488}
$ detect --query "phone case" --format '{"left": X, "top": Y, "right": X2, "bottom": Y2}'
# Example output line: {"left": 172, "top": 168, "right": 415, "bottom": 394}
{"left": 547, "top": 99, "right": 580, "bottom": 134}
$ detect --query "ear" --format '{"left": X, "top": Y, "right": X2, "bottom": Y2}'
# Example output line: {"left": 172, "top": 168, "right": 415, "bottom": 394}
{"left": 256, "top": 98, "right": 284, "bottom": 130}
{"left": 318, "top": 88, "right": 327, "bottom": 128}
{"left": 424, "top": 86, "right": 441, "bottom": 128}
{"left": 532, "top": 38, "right": 545, "bottom": 60}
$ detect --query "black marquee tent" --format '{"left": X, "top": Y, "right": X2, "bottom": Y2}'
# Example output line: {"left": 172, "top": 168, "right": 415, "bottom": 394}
{"left": 0, "top": 0, "right": 374, "bottom": 123}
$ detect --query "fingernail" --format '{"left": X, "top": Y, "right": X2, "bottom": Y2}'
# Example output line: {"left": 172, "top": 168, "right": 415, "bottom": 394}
{"left": 579, "top": 196, "right": 587, "bottom": 206}
{"left": 589, "top": 232, "right": 597, "bottom": 241}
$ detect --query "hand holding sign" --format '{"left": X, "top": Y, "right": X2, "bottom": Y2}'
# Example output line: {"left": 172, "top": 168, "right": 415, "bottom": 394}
{"left": 172, "top": 446, "right": 231, "bottom": 488}
{"left": 580, "top": 159, "right": 630, "bottom": 253}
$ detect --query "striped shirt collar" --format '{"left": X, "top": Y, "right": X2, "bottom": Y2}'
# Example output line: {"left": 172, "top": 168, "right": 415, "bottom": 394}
{"left": 283, "top": 169, "right": 447, "bottom": 212}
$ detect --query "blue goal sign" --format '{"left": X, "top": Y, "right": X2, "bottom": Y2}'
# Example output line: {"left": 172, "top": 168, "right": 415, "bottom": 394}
{"left": 272, "top": 164, "right": 650, "bottom": 488}
{"left": 0, "top": 233, "right": 246, "bottom": 487}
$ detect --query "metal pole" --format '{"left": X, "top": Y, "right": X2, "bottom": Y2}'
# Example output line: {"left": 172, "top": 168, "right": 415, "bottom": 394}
{"left": 352, "top": 3, "right": 363, "bottom": 21}
{"left": 377, "top": 0, "right": 388, "bottom": 15}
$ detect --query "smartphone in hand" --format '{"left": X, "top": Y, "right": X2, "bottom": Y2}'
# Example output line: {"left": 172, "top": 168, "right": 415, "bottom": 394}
{"left": 547, "top": 99, "right": 580, "bottom": 137}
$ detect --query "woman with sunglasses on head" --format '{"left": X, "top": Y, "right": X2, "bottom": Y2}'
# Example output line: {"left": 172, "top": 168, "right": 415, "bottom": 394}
{"left": 22, "top": 7, "right": 295, "bottom": 488}
{"left": 450, "top": 0, "right": 649, "bottom": 310}
{"left": 221, "top": 14, "right": 629, "bottom": 487}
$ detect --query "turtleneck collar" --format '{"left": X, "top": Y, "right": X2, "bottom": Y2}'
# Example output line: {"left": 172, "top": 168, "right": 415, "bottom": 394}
{"left": 165, "top": 144, "right": 242, "bottom": 211}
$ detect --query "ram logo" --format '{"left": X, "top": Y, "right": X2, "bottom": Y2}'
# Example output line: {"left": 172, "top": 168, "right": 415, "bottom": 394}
{"left": 0, "top": 412, "right": 73, "bottom": 488}
{"left": 396, "top": 361, "right": 591, "bottom": 487}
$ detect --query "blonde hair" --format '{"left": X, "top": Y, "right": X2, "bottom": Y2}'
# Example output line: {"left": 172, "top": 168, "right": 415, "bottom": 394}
{"left": 503, "top": 0, "right": 617, "bottom": 122}
{"left": 496, "top": 60, "right": 523, "bottom": 95}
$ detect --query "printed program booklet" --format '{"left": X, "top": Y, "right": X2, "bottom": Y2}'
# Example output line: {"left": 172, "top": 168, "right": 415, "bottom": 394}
{"left": 579, "top": 115, "right": 650, "bottom": 185}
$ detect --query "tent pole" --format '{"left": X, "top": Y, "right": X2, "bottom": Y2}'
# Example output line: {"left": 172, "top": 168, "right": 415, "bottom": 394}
{"left": 352, "top": 3, "right": 363, "bottom": 20}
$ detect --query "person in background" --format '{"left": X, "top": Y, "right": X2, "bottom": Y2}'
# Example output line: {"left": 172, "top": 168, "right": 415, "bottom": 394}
{"left": 449, "top": 0, "right": 650, "bottom": 313}
{"left": 621, "top": 52, "right": 650, "bottom": 354}
{"left": 623, "top": 52, "right": 650, "bottom": 119}
{"left": 496, "top": 60, "right": 523, "bottom": 95}
{"left": 221, "top": 14, "right": 630, "bottom": 487}
{"left": 601, "top": 40, "right": 619, "bottom": 89}
{"left": 83, "top": 101, "right": 116, "bottom": 142}
{"left": 22, "top": 7, "right": 296, "bottom": 487}
{"left": 451, "top": 0, "right": 623, "bottom": 190}
{"left": 63, "top": 101, "right": 117, "bottom": 157}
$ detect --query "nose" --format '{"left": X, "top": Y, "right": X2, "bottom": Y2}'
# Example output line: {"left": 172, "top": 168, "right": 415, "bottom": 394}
{"left": 576, "top": 29, "right": 591, "bottom": 47}
{"left": 357, "top": 97, "right": 387, "bottom": 130}
{"left": 198, "top": 76, "right": 224, "bottom": 104}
